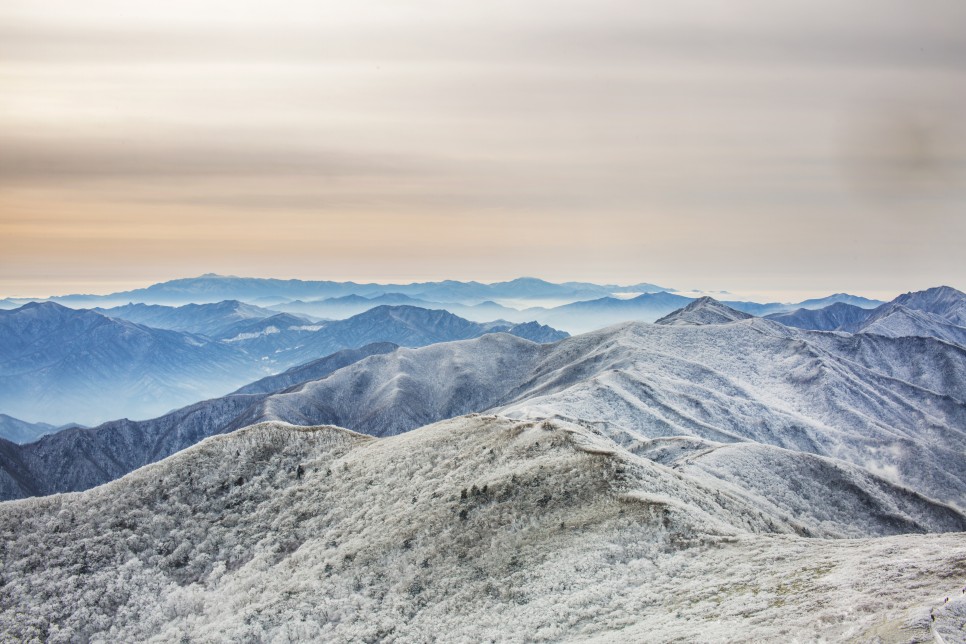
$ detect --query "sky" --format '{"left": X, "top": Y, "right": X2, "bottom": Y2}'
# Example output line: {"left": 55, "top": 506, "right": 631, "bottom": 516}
{"left": 1, "top": 0, "right": 964, "bottom": 300}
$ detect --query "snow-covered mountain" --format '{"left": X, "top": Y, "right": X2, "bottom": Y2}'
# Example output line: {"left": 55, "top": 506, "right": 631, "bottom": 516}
{"left": 0, "top": 302, "right": 270, "bottom": 425}
{"left": 224, "top": 320, "right": 966, "bottom": 508}
{"left": 893, "top": 285, "right": 966, "bottom": 326}
{"left": 231, "top": 342, "right": 400, "bottom": 395}
{"left": 521, "top": 292, "right": 888, "bottom": 334}
{"left": 258, "top": 305, "right": 567, "bottom": 367}
{"left": 764, "top": 287, "right": 966, "bottom": 347}
{"left": 654, "top": 297, "right": 752, "bottom": 326}
{"left": 847, "top": 302, "right": 966, "bottom": 347}
{"left": 2, "top": 416, "right": 965, "bottom": 642}
{"left": 0, "top": 302, "right": 566, "bottom": 425}
{"left": 3, "top": 285, "right": 966, "bottom": 641}
{"left": 5, "top": 313, "right": 964, "bottom": 512}
{"left": 765, "top": 301, "right": 873, "bottom": 331}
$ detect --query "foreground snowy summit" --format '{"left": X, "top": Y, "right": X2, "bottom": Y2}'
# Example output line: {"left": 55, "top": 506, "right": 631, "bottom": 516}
{"left": 2, "top": 416, "right": 965, "bottom": 642}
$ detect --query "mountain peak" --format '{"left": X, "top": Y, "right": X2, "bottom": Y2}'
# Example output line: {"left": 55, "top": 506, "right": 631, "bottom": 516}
{"left": 654, "top": 297, "right": 753, "bottom": 326}
{"left": 891, "top": 286, "right": 966, "bottom": 327}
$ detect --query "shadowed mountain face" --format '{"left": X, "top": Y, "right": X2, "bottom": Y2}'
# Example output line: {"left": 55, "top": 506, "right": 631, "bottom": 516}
{"left": 0, "top": 415, "right": 78, "bottom": 445}
{"left": 0, "top": 302, "right": 268, "bottom": 425}
{"left": 0, "top": 303, "right": 567, "bottom": 425}
{"left": 765, "top": 302, "right": 873, "bottom": 331}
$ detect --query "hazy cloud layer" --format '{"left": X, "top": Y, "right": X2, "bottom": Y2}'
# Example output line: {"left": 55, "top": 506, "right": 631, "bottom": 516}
{"left": 1, "top": 0, "right": 964, "bottom": 298}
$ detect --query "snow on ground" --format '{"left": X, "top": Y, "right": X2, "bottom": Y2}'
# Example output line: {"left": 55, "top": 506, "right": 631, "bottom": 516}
{"left": 2, "top": 416, "right": 965, "bottom": 643}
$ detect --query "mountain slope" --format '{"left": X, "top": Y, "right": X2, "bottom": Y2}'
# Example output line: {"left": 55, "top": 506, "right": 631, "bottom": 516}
{"left": 242, "top": 320, "right": 966, "bottom": 508}
{"left": 7, "top": 316, "right": 964, "bottom": 510}
{"left": 0, "top": 302, "right": 567, "bottom": 425}
{"left": 266, "top": 305, "right": 567, "bottom": 367}
{"left": 893, "top": 285, "right": 966, "bottom": 326}
{"left": 0, "top": 339, "right": 406, "bottom": 500}
{"left": 765, "top": 302, "right": 872, "bottom": 331}
{"left": 654, "top": 297, "right": 753, "bottom": 326}
{"left": 850, "top": 303, "right": 966, "bottom": 347}
{"left": 231, "top": 342, "right": 400, "bottom": 395}
{"left": 2, "top": 417, "right": 965, "bottom": 642}
{"left": 636, "top": 436, "right": 964, "bottom": 537}
{"left": 0, "top": 302, "right": 269, "bottom": 425}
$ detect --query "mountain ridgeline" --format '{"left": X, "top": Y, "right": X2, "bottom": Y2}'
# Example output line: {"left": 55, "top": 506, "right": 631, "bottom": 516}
{"left": 2, "top": 285, "right": 966, "bottom": 642}
{"left": 2, "top": 290, "right": 965, "bottom": 515}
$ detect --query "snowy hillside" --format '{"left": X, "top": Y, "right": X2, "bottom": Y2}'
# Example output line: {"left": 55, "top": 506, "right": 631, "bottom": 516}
{"left": 765, "top": 301, "right": 872, "bottom": 331}
{"left": 849, "top": 303, "right": 966, "bottom": 348}
{"left": 260, "top": 305, "right": 568, "bottom": 367}
{"left": 5, "top": 314, "right": 965, "bottom": 513}
{"left": 894, "top": 285, "right": 966, "bottom": 326}
{"left": 2, "top": 416, "right": 965, "bottom": 642}
{"left": 654, "top": 297, "right": 752, "bottom": 326}
{"left": 0, "top": 339, "right": 404, "bottom": 500}
{"left": 232, "top": 342, "right": 400, "bottom": 395}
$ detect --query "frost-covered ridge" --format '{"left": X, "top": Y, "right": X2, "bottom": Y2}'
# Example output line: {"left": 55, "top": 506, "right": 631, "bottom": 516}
{"left": 2, "top": 416, "right": 965, "bottom": 642}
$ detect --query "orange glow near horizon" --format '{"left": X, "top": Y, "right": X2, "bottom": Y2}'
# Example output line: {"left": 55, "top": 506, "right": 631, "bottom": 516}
{"left": 2, "top": 0, "right": 964, "bottom": 300}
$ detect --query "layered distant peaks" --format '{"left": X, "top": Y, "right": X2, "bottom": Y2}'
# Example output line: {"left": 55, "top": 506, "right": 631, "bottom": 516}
{"left": 654, "top": 297, "right": 753, "bottom": 326}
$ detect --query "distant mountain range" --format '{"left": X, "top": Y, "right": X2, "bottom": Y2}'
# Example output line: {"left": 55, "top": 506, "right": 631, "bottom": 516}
{"left": 2, "top": 273, "right": 900, "bottom": 333}
{"left": 0, "top": 302, "right": 567, "bottom": 425}
{"left": 0, "top": 274, "right": 672, "bottom": 309}
{"left": 0, "top": 414, "right": 82, "bottom": 444}
{"left": 3, "top": 292, "right": 964, "bottom": 515}
{"left": 93, "top": 300, "right": 283, "bottom": 336}
{"left": 519, "top": 291, "right": 882, "bottom": 334}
